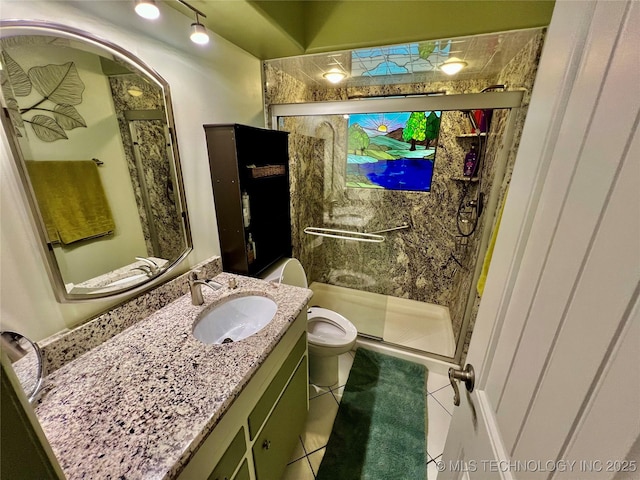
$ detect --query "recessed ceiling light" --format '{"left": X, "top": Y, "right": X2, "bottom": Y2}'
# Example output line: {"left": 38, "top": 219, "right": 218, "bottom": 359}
{"left": 323, "top": 68, "right": 346, "bottom": 84}
{"left": 439, "top": 58, "right": 468, "bottom": 75}
{"left": 134, "top": 0, "right": 160, "bottom": 20}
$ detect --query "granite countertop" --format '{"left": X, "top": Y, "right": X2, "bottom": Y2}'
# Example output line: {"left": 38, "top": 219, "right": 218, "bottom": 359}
{"left": 34, "top": 272, "right": 312, "bottom": 480}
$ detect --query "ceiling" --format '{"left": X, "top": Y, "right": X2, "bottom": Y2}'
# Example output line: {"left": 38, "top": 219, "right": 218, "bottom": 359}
{"left": 266, "top": 29, "right": 542, "bottom": 88}
{"left": 166, "top": 0, "right": 555, "bottom": 60}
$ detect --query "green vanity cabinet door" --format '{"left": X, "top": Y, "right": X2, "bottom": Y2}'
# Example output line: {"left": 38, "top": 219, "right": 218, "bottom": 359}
{"left": 252, "top": 357, "right": 308, "bottom": 480}
{"left": 232, "top": 460, "right": 250, "bottom": 480}
{"left": 207, "top": 427, "right": 246, "bottom": 480}
{"left": 248, "top": 333, "right": 306, "bottom": 439}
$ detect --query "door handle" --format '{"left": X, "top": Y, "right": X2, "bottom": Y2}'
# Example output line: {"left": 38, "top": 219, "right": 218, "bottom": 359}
{"left": 449, "top": 364, "right": 475, "bottom": 406}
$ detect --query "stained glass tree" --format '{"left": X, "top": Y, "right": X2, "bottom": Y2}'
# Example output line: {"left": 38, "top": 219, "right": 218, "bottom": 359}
{"left": 348, "top": 123, "right": 370, "bottom": 155}
{"left": 402, "top": 111, "right": 427, "bottom": 151}
{"left": 425, "top": 111, "right": 441, "bottom": 146}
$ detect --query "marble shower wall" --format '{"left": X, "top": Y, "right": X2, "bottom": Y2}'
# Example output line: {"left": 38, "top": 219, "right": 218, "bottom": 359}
{"left": 265, "top": 30, "right": 546, "bottom": 351}
{"left": 447, "top": 108, "right": 510, "bottom": 339}
{"left": 108, "top": 75, "right": 183, "bottom": 261}
{"left": 287, "top": 132, "right": 325, "bottom": 284}
{"left": 273, "top": 88, "right": 505, "bottom": 345}
{"left": 281, "top": 112, "right": 480, "bottom": 313}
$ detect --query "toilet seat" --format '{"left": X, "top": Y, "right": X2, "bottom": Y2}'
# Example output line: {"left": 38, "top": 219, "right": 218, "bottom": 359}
{"left": 307, "top": 307, "right": 357, "bottom": 349}
{"left": 259, "top": 258, "right": 358, "bottom": 383}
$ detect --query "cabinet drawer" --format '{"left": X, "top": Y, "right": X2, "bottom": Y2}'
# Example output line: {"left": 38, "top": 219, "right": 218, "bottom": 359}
{"left": 207, "top": 427, "right": 246, "bottom": 480}
{"left": 233, "top": 460, "right": 250, "bottom": 480}
{"left": 248, "top": 333, "right": 306, "bottom": 439}
{"left": 252, "top": 357, "right": 308, "bottom": 480}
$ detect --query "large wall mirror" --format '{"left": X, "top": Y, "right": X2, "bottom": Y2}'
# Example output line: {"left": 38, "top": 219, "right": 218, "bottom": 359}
{"left": 0, "top": 21, "right": 192, "bottom": 301}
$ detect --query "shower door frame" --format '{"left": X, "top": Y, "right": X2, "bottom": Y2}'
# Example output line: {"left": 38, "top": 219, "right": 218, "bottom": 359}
{"left": 271, "top": 91, "right": 524, "bottom": 365}
{"left": 270, "top": 91, "right": 524, "bottom": 128}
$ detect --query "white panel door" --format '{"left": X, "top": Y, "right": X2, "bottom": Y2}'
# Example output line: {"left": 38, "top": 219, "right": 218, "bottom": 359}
{"left": 439, "top": 1, "right": 640, "bottom": 479}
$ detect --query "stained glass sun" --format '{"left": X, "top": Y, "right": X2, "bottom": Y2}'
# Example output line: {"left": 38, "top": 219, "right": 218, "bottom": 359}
{"left": 348, "top": 112, "right": 409, "bottom": 136}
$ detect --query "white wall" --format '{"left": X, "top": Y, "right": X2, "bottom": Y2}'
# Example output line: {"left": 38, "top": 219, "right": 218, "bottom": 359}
{"left": 0, "top": 0, "right": 265, "bottom": 340}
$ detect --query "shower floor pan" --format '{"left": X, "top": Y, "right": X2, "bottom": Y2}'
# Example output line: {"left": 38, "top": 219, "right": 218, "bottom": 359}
{"left": 309, "top": 282, "right": 455, "bottom": 358}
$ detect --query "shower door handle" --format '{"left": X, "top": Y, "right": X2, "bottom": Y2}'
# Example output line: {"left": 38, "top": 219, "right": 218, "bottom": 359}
{"left": 448, "top": 364, "right": 475, "bottom": 407}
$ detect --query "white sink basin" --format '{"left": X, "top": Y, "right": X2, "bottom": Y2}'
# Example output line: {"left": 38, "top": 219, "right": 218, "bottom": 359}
{"left": 193, "top": 295, "right": 277, "bottom": 344}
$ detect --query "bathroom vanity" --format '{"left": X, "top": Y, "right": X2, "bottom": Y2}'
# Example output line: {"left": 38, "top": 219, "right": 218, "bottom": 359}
{"left": 179, "top": 316, "right": 307, "bottom": 480}
{"left": 32, "top": 267, "right": 312, "bottom": 480}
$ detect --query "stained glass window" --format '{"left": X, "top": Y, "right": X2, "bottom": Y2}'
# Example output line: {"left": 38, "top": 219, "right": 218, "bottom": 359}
{"left": 346, "top": 111, "right": 441, "bottom": 192}
{"left": 351, "top": 41, "right": 451, "bottom": 78}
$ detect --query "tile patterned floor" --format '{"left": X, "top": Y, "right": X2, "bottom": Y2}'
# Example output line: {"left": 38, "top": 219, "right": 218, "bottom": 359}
{"left": 283, "top": 350, "right": 454, "bottom": 479}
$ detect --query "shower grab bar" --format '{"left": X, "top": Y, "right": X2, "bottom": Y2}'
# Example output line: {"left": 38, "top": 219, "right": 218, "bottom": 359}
{"left": 365, "top": 223, "right": 410, "bottom": 235}
{"left": 303, "top": 227, "right": 385, "bottom": 243}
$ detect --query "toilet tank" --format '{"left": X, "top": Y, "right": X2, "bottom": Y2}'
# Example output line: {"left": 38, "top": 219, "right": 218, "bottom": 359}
{"left": 261, "top": 258, "right": 308, "bottom": 288}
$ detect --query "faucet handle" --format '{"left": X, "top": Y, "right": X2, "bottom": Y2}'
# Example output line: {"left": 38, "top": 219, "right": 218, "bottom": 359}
{"left": 188, "top": 271, "right": 199, "bottom": 283}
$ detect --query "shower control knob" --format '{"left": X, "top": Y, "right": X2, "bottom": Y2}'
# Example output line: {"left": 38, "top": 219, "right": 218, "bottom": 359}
{"left": 449, "top": 364, "right": 475, "bottom": 407}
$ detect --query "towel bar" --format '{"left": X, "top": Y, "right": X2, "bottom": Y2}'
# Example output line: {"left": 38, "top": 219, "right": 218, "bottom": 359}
{"left": 365, "top": 223, "right": 410, "bottom": 235}
{"left": 303, "top": 227, "right": 385, "bottom": 243}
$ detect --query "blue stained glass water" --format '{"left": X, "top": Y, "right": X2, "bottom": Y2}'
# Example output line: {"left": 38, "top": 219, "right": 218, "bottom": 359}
{"left": 348, "top": 158, "right": 434, "bottom": 191}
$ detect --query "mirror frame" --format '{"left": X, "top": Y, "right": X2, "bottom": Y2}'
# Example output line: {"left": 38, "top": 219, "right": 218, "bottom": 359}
{"left": 1, "top": 331, "right": 44, "bottom": 403}
{"left": 0, "top": 20, "right": 193, "bottom": 302}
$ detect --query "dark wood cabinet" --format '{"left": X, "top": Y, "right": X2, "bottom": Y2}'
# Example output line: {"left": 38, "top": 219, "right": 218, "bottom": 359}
{"left": 204, "top": 124, "right": 292, "bottom": 277}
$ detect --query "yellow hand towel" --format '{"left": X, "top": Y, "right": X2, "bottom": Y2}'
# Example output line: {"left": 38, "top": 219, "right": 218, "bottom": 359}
{"left": 477, "top": 190, "right": 508, "bottom": 297}
{"left": 26, "top": 160, "right": 115, "bottom": 245}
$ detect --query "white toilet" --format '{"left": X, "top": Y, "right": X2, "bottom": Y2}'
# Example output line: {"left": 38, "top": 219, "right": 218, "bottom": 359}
{"left": 262, "top": 258, "right": 358, "bottom": 386}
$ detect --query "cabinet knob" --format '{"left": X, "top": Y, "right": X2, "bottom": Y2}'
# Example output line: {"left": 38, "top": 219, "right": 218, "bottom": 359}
{"left": 262, "top": 439, "right": 271, "bottom": 450}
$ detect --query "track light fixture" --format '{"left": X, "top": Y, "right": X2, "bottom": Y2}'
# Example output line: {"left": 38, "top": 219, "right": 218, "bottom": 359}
{"left": 134, "top": 0, "right": 160, "bottom": 20}
{"left": 190, "top": 13, "right": 210, "bottom": 45}
{"left": 135, "top": 0, "right": 209, "bottom": 46}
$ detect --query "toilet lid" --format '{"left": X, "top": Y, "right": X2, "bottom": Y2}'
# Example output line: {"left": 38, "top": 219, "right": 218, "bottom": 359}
{"left": 280, "top": 258, "right": 308, "bottom": 288}
{"left": 307, "top": 307, "right": 357, "bottom": 348}
{"left": 262, "top": 258, "right": 308, "bottom": 288}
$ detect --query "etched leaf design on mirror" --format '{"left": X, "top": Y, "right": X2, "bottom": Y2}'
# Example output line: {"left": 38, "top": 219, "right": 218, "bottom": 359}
{"left": 1, "top": 67, "right": 24, "bottom": 129}
{"left": 29, "top": 115, "right": 68, "bottom": 142}
{"left": 1, "top": 50, "right": 31, "bottom": 96}
{"left": 53, "top": 104, "right": 87, "bottom": 130}
{"left": 0, "top": 48, "right": 88, "bottom": 141}
{"left": 28, "top": 62, "right": 84, "bottom": 105}
{"left": 5, "top": 97, "right": 25, "bottom": 130}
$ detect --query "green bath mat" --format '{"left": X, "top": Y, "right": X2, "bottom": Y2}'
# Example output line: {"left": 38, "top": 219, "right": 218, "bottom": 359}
{"left": 316, "top": 348, "right": 427, "bottom": 480}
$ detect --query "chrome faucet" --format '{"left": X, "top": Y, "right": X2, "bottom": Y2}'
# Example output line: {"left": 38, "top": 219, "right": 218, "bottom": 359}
{"left": 188, "top": 271, "right": 224, "bottom": 306}
{"left": 131, "top": 265, "right": 153, "bottom": 276}
{"left": 135, "top": 256, "right": 160, "bottom": 274}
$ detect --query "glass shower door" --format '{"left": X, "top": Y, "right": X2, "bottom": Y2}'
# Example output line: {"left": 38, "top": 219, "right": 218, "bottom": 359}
{"left": 307, "top": 226, "right": 390, "bottom": 340}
